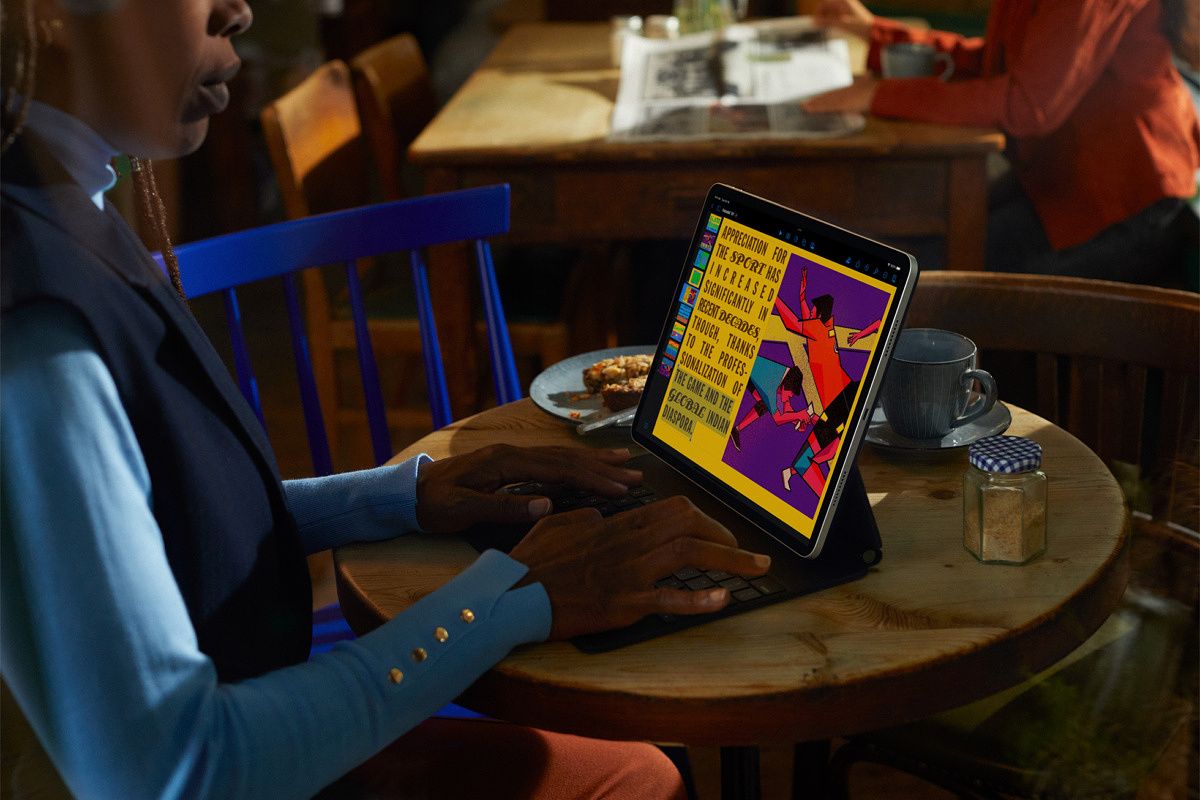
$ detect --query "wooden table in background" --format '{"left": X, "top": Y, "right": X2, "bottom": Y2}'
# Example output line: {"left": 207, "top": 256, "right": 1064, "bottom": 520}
{"left": 409, "top": 22, "right": 1005, "bottom": 417}
{"left": 335, "top": 400, "right": 1128, "bottom": 799}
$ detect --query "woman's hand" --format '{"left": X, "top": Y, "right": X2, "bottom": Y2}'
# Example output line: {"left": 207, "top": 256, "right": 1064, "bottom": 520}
{"left": 510, "top": 496, "right": 772, "bottom": 640}
{"left": 803, "top": 76, "right": 878, "bottom": 114}
{"left": 415, "top": 445, "right": 641, "bottom": 533}
{"left": 813, "top": 0, "right": 875, "bottom": 38}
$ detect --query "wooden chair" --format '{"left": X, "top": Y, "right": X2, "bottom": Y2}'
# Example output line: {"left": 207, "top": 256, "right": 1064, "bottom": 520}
{"left": 349, "top": 34, "right": 571, "bottom": 380}
{"left": 830, "top": 272, "right": 1200, "bottom": 799}
{"left": 163, "top": 186, "right": 518, "bottom": 472}
{"left": 349, "top": 32, "right": 437, "bottom": 203}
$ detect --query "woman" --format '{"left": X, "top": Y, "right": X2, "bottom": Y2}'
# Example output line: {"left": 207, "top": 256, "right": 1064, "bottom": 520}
{"left": 0, "top": 2, "right": 770, "bottom": 797}
{"left": 806, "top": 0, "right": 1200, "bottom": 284}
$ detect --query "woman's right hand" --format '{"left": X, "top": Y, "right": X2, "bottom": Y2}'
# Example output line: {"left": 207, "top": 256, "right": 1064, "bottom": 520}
{"left": 510, "top": 496, "right": 771, "bottom": 641}
{"left": 814, "top": 0, "right": 875, "bottom": 38}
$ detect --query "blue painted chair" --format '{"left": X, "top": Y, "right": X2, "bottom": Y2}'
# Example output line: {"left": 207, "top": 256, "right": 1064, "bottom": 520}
{"left": 161, "top": 187, "right": 519, "bottom": 708}
{"left": 160, "top": 185, "right": 522, "bottom": 477}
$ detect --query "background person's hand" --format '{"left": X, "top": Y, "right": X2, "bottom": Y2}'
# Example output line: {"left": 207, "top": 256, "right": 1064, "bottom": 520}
{"left": 416, "top": 445, "right": 641, "bottom": 533}
{"left": 803, "top": 76, "right": 878, "bottom": 114}
{"left": 510, "top": 496, "right": 772, "bottom": 640}
{"left": 813, "top": 0, "right": 875, "bottom": 38}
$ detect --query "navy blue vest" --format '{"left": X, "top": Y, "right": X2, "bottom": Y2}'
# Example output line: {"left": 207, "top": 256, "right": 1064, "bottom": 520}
{"left": 1, "top": 138, "right": 311, "bottom": 682}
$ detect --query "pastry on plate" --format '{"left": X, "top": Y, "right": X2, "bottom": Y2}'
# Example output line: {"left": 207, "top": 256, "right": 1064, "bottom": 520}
{"left": 582, "top": 354, "right": 651, "bottom": 393}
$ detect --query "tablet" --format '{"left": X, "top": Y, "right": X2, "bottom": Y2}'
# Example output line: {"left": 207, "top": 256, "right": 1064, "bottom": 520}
{"left": 632, "top": 184, "right": 918, "bottom": 558}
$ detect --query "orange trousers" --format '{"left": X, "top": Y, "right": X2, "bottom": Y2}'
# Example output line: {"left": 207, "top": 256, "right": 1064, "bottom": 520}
{"left": 317, "top": 717, "right": 688, "bottom": 800}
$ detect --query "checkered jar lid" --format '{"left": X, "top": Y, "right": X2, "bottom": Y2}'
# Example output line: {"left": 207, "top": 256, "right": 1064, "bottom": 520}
{"left": 968, "top": 435, "right": 1043, "bottom": 473}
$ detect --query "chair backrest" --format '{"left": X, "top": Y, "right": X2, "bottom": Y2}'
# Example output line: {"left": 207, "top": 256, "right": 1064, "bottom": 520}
{"left": 259, "top": 60, "right": 367, "bottom": 218}
{"left": 905, "top": 271, "right": 1199, "bottom": 532}
{"left": 350, "top": 33, "right": 439, "bottom": 202}
{"left": 156, "top": 187, "right": 518, "bottom": 475}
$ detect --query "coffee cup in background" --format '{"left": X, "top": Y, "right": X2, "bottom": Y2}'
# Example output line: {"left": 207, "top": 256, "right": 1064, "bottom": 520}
{"left": 881, "top": 42, "right": 954, "bottom": 80}
{"left": 881, "top": 328, "right": 997, "bottom": 440}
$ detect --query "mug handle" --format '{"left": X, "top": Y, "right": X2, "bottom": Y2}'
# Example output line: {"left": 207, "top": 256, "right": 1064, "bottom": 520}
{"left": 953, "top": 369, "right": 996, "bottom": 428}
{"left": 935, "top": 52, "right": 955, "bottom": 81}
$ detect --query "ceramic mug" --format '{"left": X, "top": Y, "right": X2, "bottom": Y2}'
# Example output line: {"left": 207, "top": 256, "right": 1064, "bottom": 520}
{"left": 881, "top": 328, "right": 996, "bottom": 440}
{"left": 881, "top": 42, "right": 954, "bottom": 81}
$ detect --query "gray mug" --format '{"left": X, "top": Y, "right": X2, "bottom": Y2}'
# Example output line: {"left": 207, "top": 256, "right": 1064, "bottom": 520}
{"left": 881, "top": 328, "right": 997, "bottom": 440}
{"left": 881, "top": 42, "right": 954, "bottom": 81}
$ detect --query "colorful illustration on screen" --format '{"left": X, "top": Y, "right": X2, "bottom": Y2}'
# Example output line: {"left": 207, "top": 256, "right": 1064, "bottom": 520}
{"left": 721, "top": 255, "right": 889, "bottom": 518}
{"left": 694, "top": 250, "right": 710, "bottom": 269}
{"left": 706, "top": 213, "right": 722, "bottom": 232}
{"left": 700, "top": 231, "right": 717, "bottom": 251}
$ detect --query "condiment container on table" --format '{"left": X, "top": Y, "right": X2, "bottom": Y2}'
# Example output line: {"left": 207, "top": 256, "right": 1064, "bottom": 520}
{"left": 963, "top": 435, "right": 1047, "bottom": 564}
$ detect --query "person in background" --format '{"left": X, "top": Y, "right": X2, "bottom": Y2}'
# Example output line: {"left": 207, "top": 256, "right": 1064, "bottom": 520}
{"left": 0, "top": 1, "right": 772, "bottom": 798}
{"left": 805, "top": 0, "right": 1200, "bottom": 285}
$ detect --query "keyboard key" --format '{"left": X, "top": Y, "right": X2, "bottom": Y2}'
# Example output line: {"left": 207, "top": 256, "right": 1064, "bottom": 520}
{"left": 655, "top": 576, "right": 684, "bottom": 589}
{"left": 673, "top": 567, "right": 701, "bottom": 581}
{"left": 507, "top": 482, "right": 545, "bottom": 495}
{"left": 718, "top": 577, "right": 749, "bottom": 592}
{"left": 750, "top": 577, "right": 786, "bottom": 596}
{"left": 613, "top": 495, "right": 640, "bottom": 508}
{"left": 684, "top": 576, "right": 717, "bottom": 591}
{"left": 638, "top": 496, "right": 659, "bottom": 505}
{"left": 732, "top": 587, "right": 761, "bottom": 603}
{"left": 629, "top": 486, "right": 654, "bottom": 497}
{"left": 705, "top": 570, "right": 732, "bottom": 582}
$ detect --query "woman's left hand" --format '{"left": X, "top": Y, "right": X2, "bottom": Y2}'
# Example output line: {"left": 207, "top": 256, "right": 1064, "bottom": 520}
{"left": 415, "top": 445, "right": 642, "bottom": 533}
{"left": 803, "top": 76, "right": 879, "bottom": 114}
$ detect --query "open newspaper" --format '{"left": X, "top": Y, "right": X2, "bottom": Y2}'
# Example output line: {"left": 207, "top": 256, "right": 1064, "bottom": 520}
{"left": 611, "top": 22, "right": 864, "bottom": 141}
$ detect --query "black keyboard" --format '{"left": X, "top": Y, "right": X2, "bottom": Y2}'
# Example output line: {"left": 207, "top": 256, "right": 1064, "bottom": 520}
{"left": 500, "top": 482, "right": 787, "bottom": 618}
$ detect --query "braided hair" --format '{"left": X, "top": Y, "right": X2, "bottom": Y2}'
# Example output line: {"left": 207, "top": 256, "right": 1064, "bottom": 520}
{"left": 1, "top": 0, "right": 187, "bottom": 301}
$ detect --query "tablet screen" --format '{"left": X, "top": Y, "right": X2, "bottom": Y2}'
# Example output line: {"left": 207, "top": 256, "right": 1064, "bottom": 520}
{"left": 634, "top": 185, "right": 915, "bottom": 554}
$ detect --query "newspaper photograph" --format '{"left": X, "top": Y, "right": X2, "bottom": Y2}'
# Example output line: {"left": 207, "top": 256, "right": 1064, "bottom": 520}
{"left": 611, "top": 23, "right": 865, "bottom": 141}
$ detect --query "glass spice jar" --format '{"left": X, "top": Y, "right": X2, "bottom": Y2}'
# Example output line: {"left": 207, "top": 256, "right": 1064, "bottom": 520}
{"left": 963, "top": 435, "right": 1047, "bottom": 564}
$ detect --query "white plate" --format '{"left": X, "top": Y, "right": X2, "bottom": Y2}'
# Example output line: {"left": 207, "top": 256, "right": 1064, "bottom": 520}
{"left": 529, "top": 345, "right": 656, "bottom": 425}
{"left": 865, "top": 402, "right": 1012, "bottom": 451}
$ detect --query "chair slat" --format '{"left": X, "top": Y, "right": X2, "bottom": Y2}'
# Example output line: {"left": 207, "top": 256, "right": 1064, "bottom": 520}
{"left": 475, "top": 239, "right": 522, "bottom": 405}
{"left": 344, "top": 259, "right": 392, "bottom": 466}
{"left": 1101, "top": 361, "right": 1147, "bottom": 468}
{"left": 411, "top": 250, "right": 453, "bottom": 430}
{"left": 1033, "top": 353, "right": 1059, "bottom": 425}
{"left": 222, "top": 288, "right": 266, "bottom": 430}
{"left": 282, "top": 273, "right": 334, "bottom": 477}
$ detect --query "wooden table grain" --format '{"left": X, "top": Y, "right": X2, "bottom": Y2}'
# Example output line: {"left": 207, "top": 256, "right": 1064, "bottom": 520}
{"left": 409, "top": 22, "right": 1005, "bottom": 417}
{"left": 335, "top": 400, "right": 1129, "bottom": 751}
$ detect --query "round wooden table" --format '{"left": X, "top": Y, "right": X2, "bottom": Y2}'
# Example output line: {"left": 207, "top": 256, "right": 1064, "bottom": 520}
{"left": 334, "top": 400, "right": 1128, "bottom": 796}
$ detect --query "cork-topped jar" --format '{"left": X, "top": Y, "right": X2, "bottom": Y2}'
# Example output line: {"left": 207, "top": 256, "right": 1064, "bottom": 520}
{"left": 963, "top": 435, "right": 1047, "bottom": 564}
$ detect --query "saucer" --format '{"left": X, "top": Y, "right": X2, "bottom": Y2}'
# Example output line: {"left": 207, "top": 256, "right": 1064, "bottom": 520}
{"left": 529, "top": 345, "right": 655, "bottom": 425}
{"left": 865, "top": 402, "right": 1012, "bottom": 451}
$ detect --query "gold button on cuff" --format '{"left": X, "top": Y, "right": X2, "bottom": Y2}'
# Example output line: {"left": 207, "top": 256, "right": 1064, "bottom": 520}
{"left": 388, "top": 668, "right": 404, "bottom": 685}
{"left": 411, "top": 647, "right": 428, "bottom": 663}
{"left": 434, "top": 627, "right": 449, "bottom": 643}
{"left": 460, "top": 609, "right": 475, "bottom": 623}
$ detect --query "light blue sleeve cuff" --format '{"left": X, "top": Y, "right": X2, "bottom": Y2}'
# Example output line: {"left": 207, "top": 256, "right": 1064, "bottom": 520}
{"left": 284, "top": 455, "right": 432, "bottom": 553}
{"left": 231, "top": 548, "right": 554, "bottom": 783}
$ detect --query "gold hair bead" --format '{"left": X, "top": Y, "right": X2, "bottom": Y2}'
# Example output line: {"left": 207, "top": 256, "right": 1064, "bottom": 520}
{"left": 434, "top": 627, "right": 449, "bottom": 643}
{"left": 460, "top": 609, "right": 475, "bottom": 624}
{"left": 411, "top": 647, "right": 427, "bottom": 663}
{"left": 388, "top": 668, "right": 404, "bottom": 685}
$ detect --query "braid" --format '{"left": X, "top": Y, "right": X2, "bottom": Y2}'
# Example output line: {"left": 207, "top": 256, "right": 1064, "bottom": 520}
{"left": 130, "top": 157, "right": 187, "bottom": 303}
{"left": 1, "top": 0, "right": 36, "bottom": 152}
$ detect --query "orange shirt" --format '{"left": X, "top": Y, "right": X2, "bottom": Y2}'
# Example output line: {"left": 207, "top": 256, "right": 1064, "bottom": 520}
{"left": 868, "top": 0, "right": 1200, "bottom": 250}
